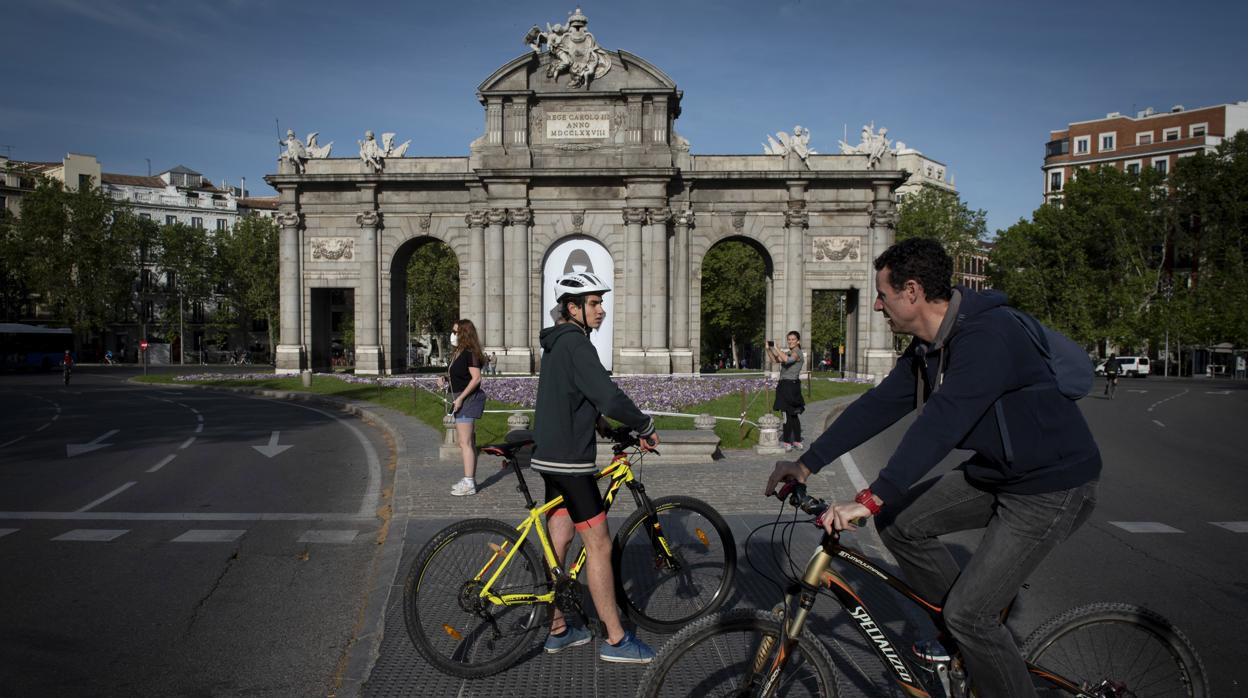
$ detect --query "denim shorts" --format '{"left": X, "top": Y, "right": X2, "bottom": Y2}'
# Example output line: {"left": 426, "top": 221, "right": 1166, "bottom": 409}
{"left": 452, "top": 389, "right": 486, "bottom": 422}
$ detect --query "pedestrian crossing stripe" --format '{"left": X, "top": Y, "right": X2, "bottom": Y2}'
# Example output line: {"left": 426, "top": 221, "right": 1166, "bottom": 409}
{"left": 0, "top": 528, "right": 366, "bottom": 543}
{"left": 54, "top": 529, "right": 128, "bottom": 542}
{"left": 0, "top": 528, "right": 17, "bottom": 539}
{"left": 1109, "top": 522, "right": 1184, "bottom": 533}
{"left": 1211, "top": 522, "right": 1248, "bottom": 533}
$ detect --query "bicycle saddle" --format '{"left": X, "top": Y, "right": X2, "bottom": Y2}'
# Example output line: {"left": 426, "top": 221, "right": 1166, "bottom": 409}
{"left": 480, "top": 430, "right": 534, "bottom": 458}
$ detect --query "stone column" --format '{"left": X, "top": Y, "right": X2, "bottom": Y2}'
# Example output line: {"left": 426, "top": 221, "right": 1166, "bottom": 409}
{"left": 507, "top": 208, "right": 532, "bottom": 369}
{"left": 670, "top": 209, "right": 694, "bottom": 374}
{"left": 783, "top": 204, "right": 808, "bottom": 340}
{"left": 275, "top": 211, "right": 304, "bottom": 373}
{"left": 644, "top": 207, "right": 670, "bottom": 352}
{"left": 865, "top": 185, "right": 899, "bottom": 383}
{"left": 484, "top": 208, "right": 507, "bottom": 349}
{"left": 622, "top": 207, "right": 646, "bottom": 349}
{"left": 464, "top": 210, "right": 487, "bottom": 334}
{"left": 355, "top": 209, "right": 383, "bottom": 374}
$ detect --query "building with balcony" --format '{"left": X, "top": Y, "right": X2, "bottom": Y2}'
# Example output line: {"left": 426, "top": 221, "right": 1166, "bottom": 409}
{"left": 893, "top": 141, "right": 956, "bottom": 204}
{"left": 1043, "top": 100, "right": 1248, "bottom": 202}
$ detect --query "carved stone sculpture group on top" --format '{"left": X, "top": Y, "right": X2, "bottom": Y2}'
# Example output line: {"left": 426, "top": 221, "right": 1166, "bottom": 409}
{"left": 280, "top": 129, "right": 333, "bottom": 174}
{"left": 358, "top": 130, "right": 411, "bottom": 173}
{"left": 524, "top": 8, "right": 612, "bottom": 88}
{"left": 838, "top": 122, "right": 893, "bottom": 170}
{"left": 763, "top": 125, "right": 816, "bottom": 162}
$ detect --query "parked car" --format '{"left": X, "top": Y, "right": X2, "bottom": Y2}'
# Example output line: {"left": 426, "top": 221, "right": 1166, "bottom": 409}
{"left": 1095, "top": 356, "right": 1151, "bottom": 377}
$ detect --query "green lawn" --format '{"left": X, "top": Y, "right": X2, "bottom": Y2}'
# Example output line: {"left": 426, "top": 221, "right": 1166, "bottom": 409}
{"left": 133, "top": 374, "right": 868, "bottom": 449}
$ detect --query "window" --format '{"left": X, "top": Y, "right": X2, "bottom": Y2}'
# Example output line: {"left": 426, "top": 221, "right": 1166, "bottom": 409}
{"left": 1074, "top": 136, "right": 1090, "bottom": 154}
{"left": 78, "top": 174, "right": 92, "bottom": 190}
{"left": 0, "top": 195, "right": 6, "bottom": 213}
{"left": 1125, "top": 160, "right": 1142, "bottom": 176}
{"left": 1045, "top": 138, "right": 1069, "bottom": 158}
{"left": 1049, "top": 169, "right": 1063, "bottom": 192}
{"left": 1163, "top": 127, "right": 1181, "bottom": 142}
{"left": 139, "top": 212, "right": 151, "bottom": 220}
{"left": 191, "top": 217, "right": 203, "bottom": 229}
{"left": 191, "top": 302, "right": 205, "bottom": 323}
{"left": 216, "top": 218, "right": 227, "bottom": 231}
{"left": 165, "top": 271, "right": 176, "bottom": 292}
{"left": 1099, "top": 133, "right": 1116, "bottom": 152}
{"left": 142, "top": 301, "right": 154, "bottom": 322}
{"left": 251, "top": 318, "right": 269, "bottom": 332}
{"left": 1152, "top": 157, "right": 1169, "bottom": 176}
{"left": 1136, "top": 132, "right": 1153, "bottom": 145}
{"left": 166, "top": 215, "right": 176, "bottom": 226}
{"left": 1190, "top": 123, "right": 1207, "bottom": 138}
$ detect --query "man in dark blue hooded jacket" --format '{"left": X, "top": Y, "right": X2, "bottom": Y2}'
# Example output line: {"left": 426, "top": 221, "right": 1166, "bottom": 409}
{"left": 765, "top": 238, "right": 1100, "bottom": 697}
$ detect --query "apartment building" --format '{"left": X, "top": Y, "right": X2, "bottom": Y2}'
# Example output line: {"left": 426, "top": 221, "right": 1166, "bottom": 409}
{"left": 1043, "top": 100, "right": 1248, "bottom": 202}
{"left": 894, "top": 141, "right": 956, "bottom": 204}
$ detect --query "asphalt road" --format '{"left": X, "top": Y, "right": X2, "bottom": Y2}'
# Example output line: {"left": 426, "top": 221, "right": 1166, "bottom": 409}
{"left": 0, "top": 368, "right": 394, "bottom": 697}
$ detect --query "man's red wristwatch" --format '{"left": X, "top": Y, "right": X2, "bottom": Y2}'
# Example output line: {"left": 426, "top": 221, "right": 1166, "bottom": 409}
{"left": 854, "top": 489, "right": 882, "bottom": 516}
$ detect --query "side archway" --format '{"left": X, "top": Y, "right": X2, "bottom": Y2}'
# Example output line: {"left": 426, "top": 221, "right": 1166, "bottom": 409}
{"left": 698, "top": 236, "right": 774, "bottom": 371}
{"left": 389, "top": 236, "right": 460, "bottom": 372}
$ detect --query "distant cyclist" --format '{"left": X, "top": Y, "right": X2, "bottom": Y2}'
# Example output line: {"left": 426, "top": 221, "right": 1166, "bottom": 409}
{"left": 531, "top": 270, "right": 659, "bottom": 664}
{"left": 61, "top": 350, "right": 74, "bottom": 385}
{"left": 1103, "top": 354, "right": 1120, "bottom": 399}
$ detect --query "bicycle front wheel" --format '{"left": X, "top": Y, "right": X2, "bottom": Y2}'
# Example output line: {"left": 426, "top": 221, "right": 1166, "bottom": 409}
{"left": 403, "top": 518, "right": 549, "bottom": 678}
{"left": 636, "top": 608, "right": 839, "bottom": 698}
{"left": 1022, "top": 602, "right": 1209, "bottom": 697}
{"left": 614, "top": 495, "right": 736, "bottom": 632}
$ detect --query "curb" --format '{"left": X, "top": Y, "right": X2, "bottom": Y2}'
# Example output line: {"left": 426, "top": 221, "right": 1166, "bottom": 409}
{"left": 127, "top": 378, "right": 418, "bottom": 698}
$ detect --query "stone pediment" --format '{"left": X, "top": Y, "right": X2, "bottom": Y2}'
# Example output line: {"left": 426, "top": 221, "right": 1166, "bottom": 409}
{"left": 478, "top": 50, "right": 678, "bottom": 98}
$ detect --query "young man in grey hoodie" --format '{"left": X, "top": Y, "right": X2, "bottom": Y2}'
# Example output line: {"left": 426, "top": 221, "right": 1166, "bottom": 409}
{"left": 531, "top": 271, "right": 660, "bottom": 664}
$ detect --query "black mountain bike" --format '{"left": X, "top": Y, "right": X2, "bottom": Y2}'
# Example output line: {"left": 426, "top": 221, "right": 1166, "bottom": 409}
{"left": 637, "top": 482, "right": 1208, "bottom": 697}
{"left": 404, "top": 428, "right": 737, "bottom": 678}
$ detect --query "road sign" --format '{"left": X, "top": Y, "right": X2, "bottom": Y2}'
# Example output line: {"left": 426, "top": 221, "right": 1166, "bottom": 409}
{"left": 140, "top": 340, "right": 149, "bottom": 351}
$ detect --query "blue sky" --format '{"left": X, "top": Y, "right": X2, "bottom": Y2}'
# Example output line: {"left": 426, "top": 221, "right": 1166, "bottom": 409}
{"left": 4, "top": 0, "right": 1246, "bottom": 234}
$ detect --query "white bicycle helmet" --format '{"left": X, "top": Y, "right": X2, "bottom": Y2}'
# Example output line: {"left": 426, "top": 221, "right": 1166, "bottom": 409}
{"left": 554, "top": 271, "right": 611, "bottom": 302}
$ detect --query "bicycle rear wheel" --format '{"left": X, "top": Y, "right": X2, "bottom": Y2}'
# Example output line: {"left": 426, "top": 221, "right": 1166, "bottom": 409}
{"left": 636, "top": 608, "right": 839, "bottom": 698}
{"left": 614, "top": 495, "right": 736, "bottom": 632}
{"left": 1022, "top": 602, "right": 1209, "bottom": 697}
{"left": 403, "top": 518, "right": 549, "bottom": 678}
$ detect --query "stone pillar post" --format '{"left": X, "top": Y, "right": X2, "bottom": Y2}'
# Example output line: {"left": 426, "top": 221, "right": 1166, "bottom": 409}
{"left": 671, "top": 210, "right": 693, "bottom": 359}
{"left": 783, "top": 204, "right": 808, "bottom": 342}
{"left": 464, "top": 210, "right": 487, "bottom": 334}
{"left": 865, "top": 185, "right": 899, "bottom": 383}
{"left": 484, "top": 208, "right": 507, "bottom": 350}
{"left": 644, "top": 207, "right": 670, "bottom": 354}
{"left": 622, "top": 207, "right": 646, "bottom": 349}
{"left": 354, "top": 210, "right": 383, "bottom": 374}
{"left": 507, "top": 208, "right": 532, "bottom": 371}
{"left": 275, "top": 210, "right": 304, "bottom": 373}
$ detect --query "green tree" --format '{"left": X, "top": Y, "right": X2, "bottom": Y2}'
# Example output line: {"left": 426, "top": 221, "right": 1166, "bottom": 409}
{"left": 406, "top": 240, "right": 459, "bottom": 363}
{"left": 700, "top": 240, "right": 766, "bottom": 367}
{"left": 216, "top": 215, "right": 279, "bottom": 354}
{"left": 896, "top": 187, "right": 987, "bottom": 263}
{"left": 155, "top": 222, "right": 212, "bottom": 356}
{"left": 810, "top": 290, "right": 848, "bottom": 369}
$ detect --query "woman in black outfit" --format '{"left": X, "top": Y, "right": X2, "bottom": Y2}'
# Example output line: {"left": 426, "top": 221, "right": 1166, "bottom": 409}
{"left": 445, "top": 319, "right": 487, "bottom": 496}
{"left": 766, "top": 331, "right": 805, "bottom": 451}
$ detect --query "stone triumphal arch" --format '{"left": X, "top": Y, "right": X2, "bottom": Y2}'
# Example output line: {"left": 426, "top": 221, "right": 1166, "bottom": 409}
{"left": 268, "top": 11, "right": 902, "bottom": 377}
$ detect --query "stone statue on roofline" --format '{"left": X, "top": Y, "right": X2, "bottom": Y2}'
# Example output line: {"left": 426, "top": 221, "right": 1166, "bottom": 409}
{"left": 357, "top": 130, "right": 411, "bottom": 173}
{"left": 524, "top": 7, "right": 611, "bottom": 88}
{"left": 763, "top": 125, "right": 816, "bottom": 159}
{"left": 280, "top": 130, "right": 333, "bottom": 174}
{"left": 838, "top": 122, "right": 893, "bottom": 169}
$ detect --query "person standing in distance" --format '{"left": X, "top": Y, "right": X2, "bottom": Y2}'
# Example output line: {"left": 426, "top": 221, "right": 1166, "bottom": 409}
{"left": 766, "top": 331, "right": 805, "bottom": 450}
{"left": 764, "top": 238, "right": 1100, "bottom": 697}
{"left": 531, "top": 271, "right": 659, "bottom": 664}
{"left": 445, "top": 319, "right": 487, "bottom": 496}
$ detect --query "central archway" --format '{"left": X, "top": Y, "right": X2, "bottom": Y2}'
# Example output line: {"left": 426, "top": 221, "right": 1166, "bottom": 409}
{"left": 541, "top": 236, "right": 615, "bottom": 370}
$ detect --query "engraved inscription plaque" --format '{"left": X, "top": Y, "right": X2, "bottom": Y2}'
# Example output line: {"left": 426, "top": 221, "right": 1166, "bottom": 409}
{"left": 546, "top": 111, "right": 611, "bottom": 139}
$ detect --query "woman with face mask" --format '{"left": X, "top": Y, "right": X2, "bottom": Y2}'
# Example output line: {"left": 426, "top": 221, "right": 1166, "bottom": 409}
{"left": 445, "top": 319, "right": 488, "bottom": 495}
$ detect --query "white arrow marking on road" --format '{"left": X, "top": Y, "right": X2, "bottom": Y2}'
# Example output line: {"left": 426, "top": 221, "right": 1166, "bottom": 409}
{"left": 66, "top": 429, "right": 120, "bottom": 458}
{"left": 252, "top": 431, "right": 293, "bottom": 459}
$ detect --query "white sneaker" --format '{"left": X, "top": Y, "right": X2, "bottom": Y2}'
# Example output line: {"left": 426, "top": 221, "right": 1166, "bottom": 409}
{"left": 450, "top": 478, "right": 476, "bottom": 496}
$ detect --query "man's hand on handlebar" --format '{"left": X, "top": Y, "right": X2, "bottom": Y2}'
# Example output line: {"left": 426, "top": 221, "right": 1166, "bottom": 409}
{"left": 639, "top": 432, "right": 660, "bottom": 452}
{"left": 821, "top": 501, "right": 872, "bottom": 535}
{"left": 763, "top": 460, "right": 812, "bottom": 498}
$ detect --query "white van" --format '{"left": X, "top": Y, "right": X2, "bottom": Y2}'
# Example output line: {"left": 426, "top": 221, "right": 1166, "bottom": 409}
{"left": 1117, "top": 356, "right": 1150, "bottom": 377}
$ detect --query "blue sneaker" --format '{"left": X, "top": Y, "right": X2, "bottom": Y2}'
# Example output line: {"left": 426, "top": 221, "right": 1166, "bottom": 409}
{"left": 599, "top": 631, "right": 655, "bottom": 664}
{"left": 544, "top": 625, "right": 592, "bottom": 654}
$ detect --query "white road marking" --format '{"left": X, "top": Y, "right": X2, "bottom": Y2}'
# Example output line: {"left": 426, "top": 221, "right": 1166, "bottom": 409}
{"left": 1152, "top": 419, "right": 1165, "bottom": 428}
{"left": 1126, "top": 389, "right": 1148, "bottom": 393}
{"left": 76, "top": 481, "right": 137, "bottom": 512}
{"left": 53, "top": 529, "right": 129, "bottom": 542}
{"left": 195, "top": 423, "right": 203, "bottom": 433}
{"left": 179, "top": 436, "right": 195, "bottom": 449}
{"left": 0, "top": 511, "right": 371, "bottom": 521}
{"left": 839, "top": 452, "right": 870, "bottom": 491}
{"left": 265, "top": 400, "right": 382, "bottom": 518}
{"left": 1206, "top": 390, "right": 1231, "bottom": 395}
{"left": 1147, "top": 389, "right": 1188, "bottom": 413}
{"left": 66, "top": 429, "right": 120, "bottom": 458}
{"left": 1109, "top": 521, "right": 1184, "bottom": 533}
{"left": 172, "top": 529, "right": 245, "bottom": 543}
{"left": 1211, "top": 522, "right": 1248, "bottom": 533}
{"left": 148, "top": 454, "right": 177, "bottom": 473}
{"left": 196, "top": 414, "right": 204, "bottom": 422}
{"left": 252, "top": 431, "right": 293, "bottom": 458}
{"left": 298, "top": 530, "right": 360, "bottom": 544}
{"left": 36, "top": 423, "right": 50, "bottom": 432}
{"left": 0, "top": 436, "right": 26, "bottom": 448}
{"left": 0, "top": 528, "right": 18, "bottom": 539}
{"left": 51, "top": 414, "right": 59, "bottom": 421}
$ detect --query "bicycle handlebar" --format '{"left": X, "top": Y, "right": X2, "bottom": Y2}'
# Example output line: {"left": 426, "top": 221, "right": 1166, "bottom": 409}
{"left": 773, "top": 481, "right": 867, "bottom": 532}
{"left": 606, "top": 426, "right": 659, "bottom": 456}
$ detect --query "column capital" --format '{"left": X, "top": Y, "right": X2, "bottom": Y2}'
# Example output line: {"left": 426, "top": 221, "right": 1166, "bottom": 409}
{"left": 868, "top": 201, "right": 896, "bottom": 230}
{"left": 487, "top": 208, "right": 509, "bottom": 226}
{"left": 648, "top": 207, "right": 672, "bottom": 225}
{"left": 356, "top": 210, "right": 381, "bottom": 228}
{"left": 464, "top": 209, "right": 488, "bottom": 228}
{"left": 784, "top": 209, "right": 809, "bottom": 229}
{"left": 674, "top": 209, "right": 695, "bottom": 228}
{"left": 276, "top": 211, "right": 302, "bottom": 229}
{"left": 622, "top": 207, "right": 648, "bottom": 225}
{"left": 509, "top": 207, "right": 532, "bottom": 225}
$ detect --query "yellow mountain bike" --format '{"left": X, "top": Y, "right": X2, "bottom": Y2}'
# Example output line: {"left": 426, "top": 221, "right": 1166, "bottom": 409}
{"left": 403, "top": 428, "right": 736, "bottom": 678}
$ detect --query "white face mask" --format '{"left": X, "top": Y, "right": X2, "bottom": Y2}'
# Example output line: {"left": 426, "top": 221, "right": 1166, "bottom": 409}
{"left": 449, "top": 332, "right": 458, "bottom": 348}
